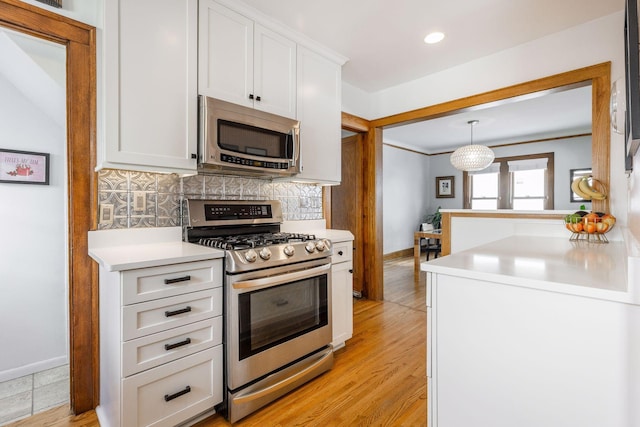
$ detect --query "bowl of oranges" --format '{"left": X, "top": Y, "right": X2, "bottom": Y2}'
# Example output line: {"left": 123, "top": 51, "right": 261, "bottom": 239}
{"left": 564, "top": 210, "right": 616, "bottom": 243}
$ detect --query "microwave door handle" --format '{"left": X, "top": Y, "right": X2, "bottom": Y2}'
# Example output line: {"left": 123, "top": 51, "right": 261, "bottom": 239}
{"left": 291, "top": 130, "right": 298, "bottom": 167}
{"left": 232, "top": 263, "right": 330, "bottom": 291}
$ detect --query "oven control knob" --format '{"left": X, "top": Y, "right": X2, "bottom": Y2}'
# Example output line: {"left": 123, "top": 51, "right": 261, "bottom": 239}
{"left": 315, "top": 240, "right": 327, "bottom": 251}
{"left": 283, "top": 245, "right": 295, "bottom": 257}
{"left": 244, "top": 249, "right": 258, "bottom": 263}
{"left": 259, "top": 247, "right": 272, "bottom": 260}
{"left": 305, "top": 242, "right": 316, "bottom": 253}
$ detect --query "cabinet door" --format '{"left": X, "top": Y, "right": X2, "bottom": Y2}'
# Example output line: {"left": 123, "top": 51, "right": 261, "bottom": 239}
{"left": 331, "top": 259, "right": 353, "bottom": 349}
{"left": 296, "top": 46, "right": 342, "bottom": 184}
{"left": 102, "top": 0, "right": 198, "bottom": 174}
{"left": 253, "top": 24, "right": 297, "bottom": 118}
{"left": 198, "top": 0, "right": 254, "bottom": 108}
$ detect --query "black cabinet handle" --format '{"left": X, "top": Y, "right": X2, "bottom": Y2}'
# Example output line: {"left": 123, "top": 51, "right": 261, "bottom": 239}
{"left": 191, "top": 153, "right": 197, "bottom": 159}
{"left": 164, "top": 338, "right": 191, "bottom": 351}
{"left": 338, "top": 250, "right": 344, "bottom": 256}
{"left": 164, "top": 386, "right": 191, "bottom": 402}
{"left": 249, "top": 94, "right": 254, "bottom": 100}
{"left": 349, "top": 269, "right": 353, "bottom": 274}
{"left": 256, "top": 95, "right": 261, "bottom": 101}
{"left": 164, "top": 275, "right": 191, "bottom": 285}
{"left": 165, "top": 306, "right": 191, "bottom": 317}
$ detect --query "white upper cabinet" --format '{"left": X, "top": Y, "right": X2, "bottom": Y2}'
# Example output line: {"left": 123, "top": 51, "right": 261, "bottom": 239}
{"left": 100, "top": 0, "right": 198, "bottom": 175}
{"left": 198, "top": 0, "right": 297, "bottom": 119}
{"left": 296, "top": 46, "right": 342, "bottom": 184}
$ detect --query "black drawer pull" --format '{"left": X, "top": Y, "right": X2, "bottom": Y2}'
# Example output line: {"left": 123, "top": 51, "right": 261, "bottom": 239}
{"left": 164, "top": 385, "right": 191, "bottom": 402}
{"left": 256, "top": 95, "right": 261, "bottom": 101}
{"left": 164, "top": 275, "right": 191, "bottom": 285}
{"left": 165, "top": 306, "right": 192, "bottom": 317}
{"left": 164, "top": 338, "right": 191, "bottom": 351}
{"left": 248, "top": 93, "right": 254, "bottom": 99}
{"left": 338, "top": 250, "right": 344, "bottom": 256}
{"left": 349, "top": 269, "right": 353, "bottom": 274}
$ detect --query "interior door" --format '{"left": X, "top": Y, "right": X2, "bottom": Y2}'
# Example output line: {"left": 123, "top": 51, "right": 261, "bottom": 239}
{"left": 331, "top": 133, "right": 363, "bottom": 294}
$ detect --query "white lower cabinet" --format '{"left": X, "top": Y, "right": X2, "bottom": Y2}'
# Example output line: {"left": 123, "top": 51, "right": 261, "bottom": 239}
{"left": 97, "top": 258, "right": 224, "bottom": 427}
{"left": 331, "top": 239, "right": 353, "bottom": 349}
{"left": 122, "top": 347, "right": 223, "bottom": 427}
{"left": 426, "top": 272, "right": 640, "bottom": 427}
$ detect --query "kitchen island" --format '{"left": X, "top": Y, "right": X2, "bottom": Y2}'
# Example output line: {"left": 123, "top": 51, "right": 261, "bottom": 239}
{"left": 421, "top": 233, "right": 640, "bottom": 427}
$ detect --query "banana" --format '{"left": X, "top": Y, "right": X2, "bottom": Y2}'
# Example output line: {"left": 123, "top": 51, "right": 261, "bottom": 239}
{"left": 571, "top": 177, "right": 592, "bottom": 200}
{"left": 578, "top": 177, "right": 607, "bottom": 200}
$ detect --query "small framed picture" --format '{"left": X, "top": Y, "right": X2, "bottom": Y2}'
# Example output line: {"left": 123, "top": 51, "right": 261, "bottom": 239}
{"left": 0, "top": 149, "right": 50, "bottom": 185}
{"left": 436, "top": 176, "right": 455, "bottom": 198}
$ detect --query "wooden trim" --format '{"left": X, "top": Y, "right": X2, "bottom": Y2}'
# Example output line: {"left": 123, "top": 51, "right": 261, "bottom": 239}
{"left": 370, "top": 62, "right": 610, "bottom": 214}
{"left": 0, "top": 0, "right": 98, "bottom": 414}
{"left": 342, "top": 111, "right": 370, "bottom": 133}
{"left": 362, "top": 63, "right": 610, "bottom": 302}
{"left": 384, "top": 248, "right": 414, "bottom": 261}
{"left": 362, "top": 127, "right": 384, "bottom": 300}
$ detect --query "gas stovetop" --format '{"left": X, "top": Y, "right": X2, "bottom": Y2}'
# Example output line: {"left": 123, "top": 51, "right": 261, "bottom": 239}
{"left": 184, "top": 199, "right": 332, "bottom": 273}
{"left": 196, "top": 232, "right": 317, "bottom": 250}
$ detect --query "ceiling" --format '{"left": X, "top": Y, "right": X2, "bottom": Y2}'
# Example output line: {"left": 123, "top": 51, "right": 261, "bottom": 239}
{"left": 240, "top": 0, "right": 620, "bottom": 153}
{"left": 240, "top": 0, "right": 623, "bottom": 93}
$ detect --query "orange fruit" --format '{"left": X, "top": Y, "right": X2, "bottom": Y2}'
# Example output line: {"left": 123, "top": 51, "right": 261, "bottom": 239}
{"left": 585, "top": 223, "right": 596, "bottom": 234}
{"left": 584, "top": 212, "right": 599, "bottom": 223}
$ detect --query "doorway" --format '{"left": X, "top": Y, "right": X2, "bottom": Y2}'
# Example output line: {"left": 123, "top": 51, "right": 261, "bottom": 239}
{"left": 0, "top": 25, "right": 69, "bottom": 423}
{"left": 0, "top": 0, "right": 97, "bottom": 416}
{"left": 330, "top": 132, "right": 364, "bottom": 296}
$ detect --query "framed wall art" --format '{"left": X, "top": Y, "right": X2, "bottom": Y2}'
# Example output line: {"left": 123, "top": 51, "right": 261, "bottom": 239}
{"left": 436, "top": 176, "right": 454, "bottom": 198}
{"left": 0, "top": 149, "right": 50, "bottom": 185}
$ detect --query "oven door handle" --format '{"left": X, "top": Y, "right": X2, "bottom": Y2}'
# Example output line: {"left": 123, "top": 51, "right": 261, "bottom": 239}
{"left": 232, "top": 263, "right": 331, "bottom": 291}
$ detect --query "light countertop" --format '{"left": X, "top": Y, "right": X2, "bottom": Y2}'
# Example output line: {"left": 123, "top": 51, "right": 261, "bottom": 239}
{"left": 421, "top": 234, "right": 640, "bottom": 305}
{"left": 88, "top": 227, "right": 224, "bottom": 272}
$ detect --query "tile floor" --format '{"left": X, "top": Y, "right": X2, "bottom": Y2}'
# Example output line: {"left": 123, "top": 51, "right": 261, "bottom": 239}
{"left": 0, "top": 365, "right": 69, "bottom": 426}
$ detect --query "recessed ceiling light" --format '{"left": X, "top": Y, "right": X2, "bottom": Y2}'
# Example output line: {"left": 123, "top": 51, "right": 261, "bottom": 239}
{"left": 424, "top": 32, "right": 445, "bottom": 44}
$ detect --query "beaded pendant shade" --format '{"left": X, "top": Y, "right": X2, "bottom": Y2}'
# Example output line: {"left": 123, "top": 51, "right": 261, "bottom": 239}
{"left": 450, "top": 120, "right": 495, "bottom": 172}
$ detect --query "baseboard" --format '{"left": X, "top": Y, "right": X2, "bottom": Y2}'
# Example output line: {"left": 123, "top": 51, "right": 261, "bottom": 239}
{"left": 383, "top": 248, "right": 413, "bottom": 261}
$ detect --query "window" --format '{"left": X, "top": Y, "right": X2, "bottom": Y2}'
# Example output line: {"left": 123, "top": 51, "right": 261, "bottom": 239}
{"left": 464, "top": 153, "right": 554, "bottom": 210}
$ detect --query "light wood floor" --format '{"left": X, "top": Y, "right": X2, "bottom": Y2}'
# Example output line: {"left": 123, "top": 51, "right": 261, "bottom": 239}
{"left": 9, "top": 256, "right": 426, "bottom": 426}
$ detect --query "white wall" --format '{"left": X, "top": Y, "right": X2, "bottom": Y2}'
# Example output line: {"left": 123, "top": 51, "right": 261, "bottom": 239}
{"left": 18, "top": 0, "right": 102, "bottom": 27}
{"left": 382, "top": 145, "right": 430, "bottom": 254}
{"left": 0, "top": 62, "right": 67, "bottom": 380}
{"left": 429, "top": 136, "right": 592, "bottom": 211}
{"left": 343, "top": 11, "right": 628, "bottom": 225}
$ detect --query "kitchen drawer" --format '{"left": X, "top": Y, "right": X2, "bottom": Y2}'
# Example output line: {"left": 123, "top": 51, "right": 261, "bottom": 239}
{"left": 331, "top": 241, "right": 352, "bottom": 264}
{"left": 122, "top": 259, "right": 222, "bottom": 305}
{"left": 123, "top": 288, "right": 222, "bottom": 341}
{"left": 122, "top": 346, "right": 223, "bottom": 427}
{"left": 122, "top": 317, "right": 222, "bottom": 377}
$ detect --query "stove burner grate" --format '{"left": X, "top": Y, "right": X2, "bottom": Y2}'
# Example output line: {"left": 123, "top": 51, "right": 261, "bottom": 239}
{"left": 197, "top": 232, "right": 317, "bottom": 251}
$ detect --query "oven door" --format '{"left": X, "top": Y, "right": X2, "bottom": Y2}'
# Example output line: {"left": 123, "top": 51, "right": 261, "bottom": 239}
{"left": 226, "top": 258, "right": 332, "bottom": 391}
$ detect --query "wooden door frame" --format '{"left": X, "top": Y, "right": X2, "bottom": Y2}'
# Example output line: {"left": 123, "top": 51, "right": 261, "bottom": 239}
{"left": 341, "top": 63, "right": 610, "bottom": 302}
{"left": 0, "top": 0, "right": 98, "bottom": 413}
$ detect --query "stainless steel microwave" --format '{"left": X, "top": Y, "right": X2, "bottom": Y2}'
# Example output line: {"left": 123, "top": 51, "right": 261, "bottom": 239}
{"left": 198, "top": 96, "right": 300, "bottom": 177}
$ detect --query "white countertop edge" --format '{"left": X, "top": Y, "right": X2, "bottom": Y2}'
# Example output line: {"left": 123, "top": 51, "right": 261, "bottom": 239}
{"left": 88, "top": 227, "right": 224, "bottom": 272}
{"left": 421, "top": 235, "right": 638, "bottom": 305}
{"left": 422, "top": 261, "right": 637, "bottom": 305}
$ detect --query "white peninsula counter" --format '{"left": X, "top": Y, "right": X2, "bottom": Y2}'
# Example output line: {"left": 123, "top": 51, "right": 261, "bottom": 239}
{"left": 421, "top": 234, "right": 640, "bottom": 427}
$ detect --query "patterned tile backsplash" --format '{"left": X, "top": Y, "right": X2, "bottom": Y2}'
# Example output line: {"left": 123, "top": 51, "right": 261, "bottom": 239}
{"left": 97, "top": 170, "right": 324, "bottom": 229}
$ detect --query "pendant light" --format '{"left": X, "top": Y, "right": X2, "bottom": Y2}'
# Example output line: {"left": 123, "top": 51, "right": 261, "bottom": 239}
{"left": 450, "top": 120, "right": 495, "bottom": 172}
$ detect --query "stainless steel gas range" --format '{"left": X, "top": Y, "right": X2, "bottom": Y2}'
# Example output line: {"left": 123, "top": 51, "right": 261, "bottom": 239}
{"left": 184, "top": 199, "right": 333, "bottom": 423}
